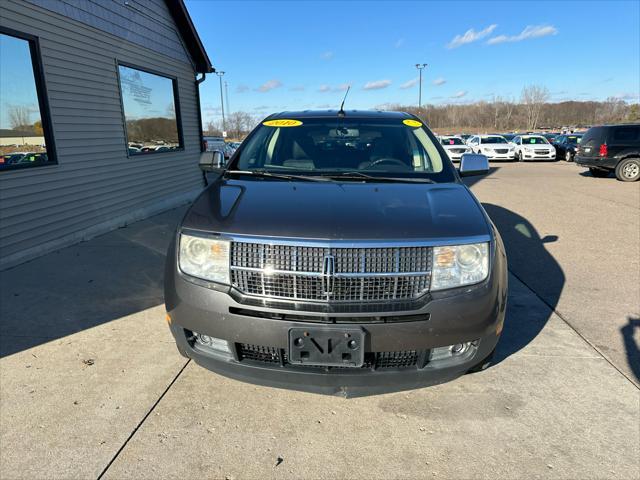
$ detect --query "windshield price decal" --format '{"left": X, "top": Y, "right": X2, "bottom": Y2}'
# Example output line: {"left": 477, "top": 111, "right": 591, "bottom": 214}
{"left": 403, "top": 119, "right": 422, "bottom": 127}
{"left": 263, "top": 119, "right": 303, "bottom": 127}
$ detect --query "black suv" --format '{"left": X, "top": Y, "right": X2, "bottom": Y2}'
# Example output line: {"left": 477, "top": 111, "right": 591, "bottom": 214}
{"left": 575, "top": 124, "right": 640, "bottom": 181}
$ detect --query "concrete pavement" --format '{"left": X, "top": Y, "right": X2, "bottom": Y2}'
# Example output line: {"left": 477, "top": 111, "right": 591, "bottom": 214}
{"left": 1, "top": 162, "right": 638, "bottom": 479}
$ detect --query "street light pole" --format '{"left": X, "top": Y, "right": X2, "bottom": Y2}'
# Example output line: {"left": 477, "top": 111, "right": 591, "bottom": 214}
{"left": 224, "top": 81, "right": 230, "bottom": 115}
{"left": 216, "top": 71, "right": 226, "bottom": 135}
{"left": 415, "top": 63, "right": 427, "bottom": 110}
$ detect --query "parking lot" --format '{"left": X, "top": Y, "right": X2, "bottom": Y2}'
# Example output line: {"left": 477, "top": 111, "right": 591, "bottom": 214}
{"left": 1, "top": 161, "right": 638, "bottom": 479}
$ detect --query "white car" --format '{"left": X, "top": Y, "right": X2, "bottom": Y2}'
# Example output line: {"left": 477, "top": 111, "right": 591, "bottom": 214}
{"left": 439, "top": 136, "right": 472, "bottom": 161}
{"left": 512, "top": 135, "right": 556, "bottom": 161}
{"left": 467, "top": 135, "right": 515, "bottom": 161}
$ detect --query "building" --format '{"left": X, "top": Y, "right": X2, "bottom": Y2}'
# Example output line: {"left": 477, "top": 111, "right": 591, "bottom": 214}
{"left": 0, "top": 0, "right": 213, "bottom": 269}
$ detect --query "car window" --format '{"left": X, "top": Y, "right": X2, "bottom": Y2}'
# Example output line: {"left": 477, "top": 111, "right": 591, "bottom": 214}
{"left": 612, "top": 126, "right": 640, "bottom": 142}
{"left": 513, "top": 136, "right": 520, "bottom": 144}
{"left": 481, "top": 137, "right": 508, "bottom": 144}
{"left": 232, "top": 117, "right": 457, "bottom": 182}
{"left": 566, "top": 135, "right": 581, "bottom": 144}
{"left": 582, "top": 127, "right": 606, "bottom": 146}
{"left": 441, "top": 137, "right": 464, "bottom": 145}
{"left": 522, "top": 136, "right": 549, "bottom": 145}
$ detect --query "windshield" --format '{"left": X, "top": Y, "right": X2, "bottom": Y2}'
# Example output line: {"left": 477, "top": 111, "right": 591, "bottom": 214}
{"left": 480, "top": 136, "right": 508, "bottom": 144}
{"left": 441, "top": 137, "right": 464, "bottom": 145}
{"left": 522, "top": 136, "right": 549, "bottom": 145}
{"left": 231, "top": 117, "right": 456, "bottom": 182}
{"left": 567, "top": 135, "right": 582, "bottom": 144}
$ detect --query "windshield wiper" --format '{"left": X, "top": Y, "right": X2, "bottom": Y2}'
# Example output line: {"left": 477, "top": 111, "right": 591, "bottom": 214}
{"left": 224, "top": 170, "right": 332, "bottom": 182}
{"left": 320, "top": 171, "right": 436, "bottom": 183}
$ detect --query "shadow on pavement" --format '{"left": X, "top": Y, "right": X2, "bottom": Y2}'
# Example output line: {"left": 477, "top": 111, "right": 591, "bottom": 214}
{"left": 0, "top": 208, "right": 184, "bottom": 357}
{"left": 621, "top": 317, "right": 640, "bottom": 381}
{"left": 579, "top": 170, "right": 613, "bottom": 179}
{"left": 463, "top": 166, "right": 565, "bottom": 364}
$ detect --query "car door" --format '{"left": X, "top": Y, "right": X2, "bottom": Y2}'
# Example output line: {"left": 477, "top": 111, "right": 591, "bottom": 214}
{"left": 512, "top": 136, "right": 521, "bottom": 155}
{"left": 554, "top": 136, "right": 566, "bottom": 157}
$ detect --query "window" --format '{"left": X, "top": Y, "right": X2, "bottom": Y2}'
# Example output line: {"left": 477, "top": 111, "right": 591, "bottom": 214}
{"left": 481, "top": 137, "right": 508, "bottom": 144}
{"left": 117, "top": 64, "right": 182, "bottom": 154}
{"left": 0, "top": 29, "right": 55, "bottom": 171}
{"left": 233, "top": 118, "right": 456, "bottom": 183}
{"left": 522, "top": 136, "right": 549, "bottom": 145}
{"left": 612, "top": 126, "right": 640, "bottom": 142}
{"left": 441, "top": 137, "right": 464, "bottom": 145}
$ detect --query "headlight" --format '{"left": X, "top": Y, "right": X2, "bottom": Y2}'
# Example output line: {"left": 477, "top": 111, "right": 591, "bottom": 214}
{"left": 508, "top": 147, "right": 515, "bottom": 152}
{"left": 431, "top": 242, "right": 489, "bottom": 291}
{"left": 179, "top": 233, "right": 230, "bottom": 284}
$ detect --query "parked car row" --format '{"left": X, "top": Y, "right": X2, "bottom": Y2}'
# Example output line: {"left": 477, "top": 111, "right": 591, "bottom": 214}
{"left": 0, "top": 151, "right": 49, "bottom": 167}
{"left": 203, "top": 136, "right": 242, "bottom": 160}
{"left": 438, "top": 123, "right": 640, "bottom": 182}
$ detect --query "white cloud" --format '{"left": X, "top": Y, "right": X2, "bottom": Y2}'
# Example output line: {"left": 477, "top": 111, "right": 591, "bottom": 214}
{"left": 235, "top": 84, "right": 249, "bottom": 93}
{"left": 450, "top": 90, "right": 467, "bottom": 99}
{"left": 318, "top": 83, "right": 350, "bottom": 92}
{"left": 316, "top": 103, "right": 333, "bottom": 108}
{"left": 447, "top": 24, "right": 497, "bottom": 49}
{"left": 400, "top": 78, "right": 419, "bottom": 89}
{"left": 394, "top": 38, "right": 404, "bottom": 48}
{"left": 363, "top": 79, "right": 392, "bottom": 90}
{"left": 432, "top": 77, "right": 446, "bottom": 86}
{"left": 321, "top": 51, "right": 334, "bottom": 60}
{"left": 614, "top": 92, "right": 640, "bottom": 101}
{"left": 256, "top": 79, "right": 282, "bottom": 92}
{"left": 487, "top": 25, "right": 558, "bottom": 45}
{"left": 289, "top": 85, "right": 305, "bottom": 92}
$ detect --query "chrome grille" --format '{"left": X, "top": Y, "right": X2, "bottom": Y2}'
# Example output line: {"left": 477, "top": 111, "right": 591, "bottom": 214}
{"left": 230, "top": 241, "right": 432, "bottom": 303}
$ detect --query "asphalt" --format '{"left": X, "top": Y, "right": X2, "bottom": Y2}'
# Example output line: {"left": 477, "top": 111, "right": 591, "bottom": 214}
{"left": 0, "top": 161, "right": 638, "bottom": 479}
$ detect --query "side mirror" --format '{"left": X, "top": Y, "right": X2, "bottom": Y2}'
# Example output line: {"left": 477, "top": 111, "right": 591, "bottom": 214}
{"left": 199, "top": 150, "right": 226, "bottom": 172}
{"left": 459, "top": 153, "right": 489, "bottom": 177}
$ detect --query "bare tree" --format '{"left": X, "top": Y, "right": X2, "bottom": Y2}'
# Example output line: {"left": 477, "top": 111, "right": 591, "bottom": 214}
{"left": 521, "top": 85, "right": 550, "bottom": 130}
{"left": 8, "top": 105, "right": 32, "bottom": 130}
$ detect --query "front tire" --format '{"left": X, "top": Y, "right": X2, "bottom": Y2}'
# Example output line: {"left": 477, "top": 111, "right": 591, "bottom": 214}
{"left": 615, "top": 158, "right": 640, "bottom": 182}
{"left": 518, "top": 151, "right": 524, "bottom": 162}
{"left": 589, "top": 167, "right": 610, "bottom": 178}
{"left": 565, "top": 150, "right": 573, "bottom": 162}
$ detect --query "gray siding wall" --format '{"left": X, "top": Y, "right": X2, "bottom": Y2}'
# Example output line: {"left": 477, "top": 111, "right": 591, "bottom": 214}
{"left": 0, "top": 0, "right": 205, "bottom": 268}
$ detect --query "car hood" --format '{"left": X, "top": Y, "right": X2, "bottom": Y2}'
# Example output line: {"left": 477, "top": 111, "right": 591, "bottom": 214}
{"left": 182, "top": 177, "right": 491, "bottom": 241}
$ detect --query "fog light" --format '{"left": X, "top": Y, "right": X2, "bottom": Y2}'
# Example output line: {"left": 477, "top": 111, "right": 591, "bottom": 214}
{"left": 429, "top": 341, "right": 475, "bottom": 362}
{"left": 193, "top": 332, "right": 231, "bottom": 354}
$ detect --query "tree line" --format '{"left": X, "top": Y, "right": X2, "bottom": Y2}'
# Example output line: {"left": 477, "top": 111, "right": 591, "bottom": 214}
{"left": 397, "top": 85, "right": 639, "bottom": 132}
{"left": 204, "top": 85, "right": 639, "bottom": 139}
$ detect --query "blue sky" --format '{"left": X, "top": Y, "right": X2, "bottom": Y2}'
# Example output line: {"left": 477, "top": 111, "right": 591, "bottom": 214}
{"left": 188, "top": 0, "right": 640, "bottom": 124}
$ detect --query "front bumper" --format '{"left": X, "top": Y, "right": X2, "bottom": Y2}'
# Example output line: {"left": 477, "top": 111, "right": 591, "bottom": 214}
{"left": 164, "top": 238, "right": 508, "bottom": 396}
{"left": 482, "top": 151, "right": 514, "bottom": 161}
{"left": 521, "top": 151, "right": 556, "bottom": 161}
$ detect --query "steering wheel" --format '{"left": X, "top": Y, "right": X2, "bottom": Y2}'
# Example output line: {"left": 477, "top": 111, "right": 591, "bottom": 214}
{"left": 365, "top": 158, "right": 411, "bottom": 170}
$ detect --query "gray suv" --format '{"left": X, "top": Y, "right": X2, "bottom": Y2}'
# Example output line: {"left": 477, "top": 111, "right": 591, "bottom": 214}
{"left": 165, "top": 111, "right": 507, "bottom": 396}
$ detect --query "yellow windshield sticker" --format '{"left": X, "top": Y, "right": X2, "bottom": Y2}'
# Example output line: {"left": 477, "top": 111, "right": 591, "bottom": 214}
{"left": 263, "top": 119, "right": 303, "bottom": 127}
{"left": 403, "top": 119, "right": 422, "bottom": 127}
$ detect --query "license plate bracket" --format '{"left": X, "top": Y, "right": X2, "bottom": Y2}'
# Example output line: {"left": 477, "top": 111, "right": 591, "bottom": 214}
{"left": 288, "top": 327, "right": 366, "bottom": 367}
